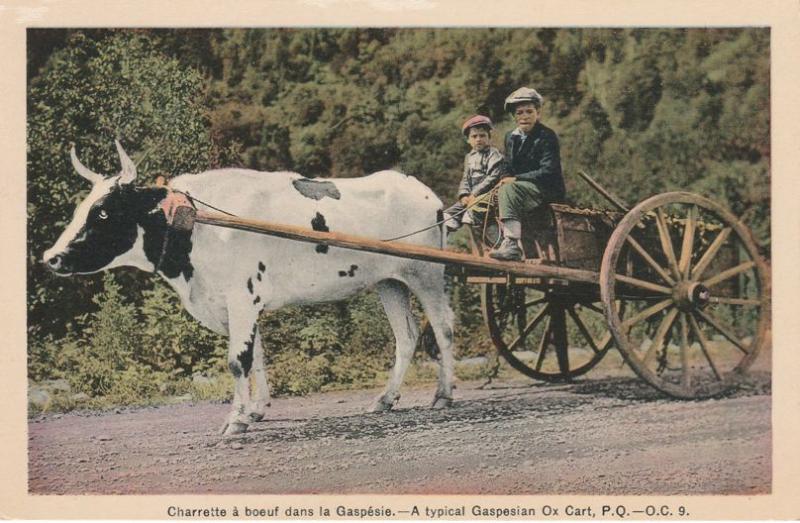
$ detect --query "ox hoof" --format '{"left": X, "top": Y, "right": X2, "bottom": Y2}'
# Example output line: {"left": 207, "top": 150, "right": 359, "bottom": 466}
{"left": 370, "top": 393, "right": 399, "bottom": 413}
{"left": 432, "top": 396, "right": 453, "bottom": 409}
{"left": 370, "top": 400, "right": 393, "bottom": 413}
{"left": 247, "top": 401, "right": 271, "bottom": 422}
{"left": 222, "top": 421, "right": 249, "bottom": 436}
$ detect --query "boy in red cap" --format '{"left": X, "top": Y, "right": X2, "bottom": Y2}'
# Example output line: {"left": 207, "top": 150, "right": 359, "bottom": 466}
{"left": 443, "top": 115, "right": 508, "bottom": 231}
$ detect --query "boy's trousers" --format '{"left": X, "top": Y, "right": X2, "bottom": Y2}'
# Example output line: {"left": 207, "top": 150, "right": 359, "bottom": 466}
{"left": 497, "top": 180, "right": 558, "bottom": 222}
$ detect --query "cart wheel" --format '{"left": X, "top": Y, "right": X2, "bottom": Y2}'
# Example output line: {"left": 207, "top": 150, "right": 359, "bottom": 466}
{"left": 600, "top": 192, "right": 770, "bottom": 399}
{"left": 482, "top": 283, "right": 613, "bottom": 381}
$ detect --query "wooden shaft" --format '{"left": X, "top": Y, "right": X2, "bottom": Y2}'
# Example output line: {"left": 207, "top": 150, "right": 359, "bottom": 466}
{"left": 577, "top": 170, "right": 630, "bottom": 213}
{"left": 195, "top": 210, "right": 600, "bottom": 284}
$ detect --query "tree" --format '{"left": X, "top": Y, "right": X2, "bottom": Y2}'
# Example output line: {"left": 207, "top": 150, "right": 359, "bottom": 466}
{"left": 27, "top": 30, "right": 231, "bottom": 341}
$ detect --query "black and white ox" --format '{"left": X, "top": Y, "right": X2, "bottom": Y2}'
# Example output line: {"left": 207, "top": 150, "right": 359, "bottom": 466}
{"left": 43, "top": 141, "right": 455, "bottom": 434}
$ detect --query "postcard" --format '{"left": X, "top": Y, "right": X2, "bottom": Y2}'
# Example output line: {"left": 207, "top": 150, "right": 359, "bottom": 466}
{"left": 2, "top": 0, "right": 799, "bottom": 520}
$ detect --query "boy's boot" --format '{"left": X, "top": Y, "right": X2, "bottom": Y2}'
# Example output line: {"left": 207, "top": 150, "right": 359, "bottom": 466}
{"left": 443, "top": 212, "right": 461, "bottom": 232}
{"left": 489, "top": 219, "right": 523, "bottom": 261}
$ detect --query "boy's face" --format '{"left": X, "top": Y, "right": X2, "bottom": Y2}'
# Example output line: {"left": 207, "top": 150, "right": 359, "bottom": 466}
{"left": 514, "top": 102, "right": 540, "bottom": 133}
{"left": 467, "top": 127, "right": 490, "bottom": 151}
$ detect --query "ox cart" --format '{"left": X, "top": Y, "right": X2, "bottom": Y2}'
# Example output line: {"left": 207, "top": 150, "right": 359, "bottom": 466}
{"left": 187, "top": 172, "right": 769, "bottom": 400}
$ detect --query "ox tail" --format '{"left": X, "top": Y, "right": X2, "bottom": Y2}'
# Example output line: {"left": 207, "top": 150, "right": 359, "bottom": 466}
{"left": 416, "top": 319, "right": 441, "bottom": 360}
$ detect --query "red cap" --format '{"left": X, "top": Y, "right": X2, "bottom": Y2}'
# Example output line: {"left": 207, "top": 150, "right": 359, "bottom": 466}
{"left": 462, "top": 115, "right": 493, "bottom": 136}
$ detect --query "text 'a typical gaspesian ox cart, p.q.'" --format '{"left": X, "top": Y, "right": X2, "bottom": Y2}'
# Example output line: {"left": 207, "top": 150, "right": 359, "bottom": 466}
{"left": 43, "top": 141, "right": 770, "bottom": 434}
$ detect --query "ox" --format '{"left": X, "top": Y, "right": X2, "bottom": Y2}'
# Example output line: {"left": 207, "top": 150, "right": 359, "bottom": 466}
{"left": 43, "top": 141, "right": 455, "bottom": 435}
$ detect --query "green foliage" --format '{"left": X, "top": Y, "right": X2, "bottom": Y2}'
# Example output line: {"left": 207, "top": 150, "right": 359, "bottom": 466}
{"left": 139, "top": 281, "right": 228, "bottom": 378}
{"left": 34, "top": 273, "right": 227, "bottom": 406}
{"left": 28, "top": 30, "right": 242, "bottom": 342}
{"left": 51, "top": 273, "right": 160, "bottom": 401}
{"left": 259, "top": 292, "right": 393, "bottom": 396}
{"left": 187, "top": 28, "right": 770, "bottom": 233}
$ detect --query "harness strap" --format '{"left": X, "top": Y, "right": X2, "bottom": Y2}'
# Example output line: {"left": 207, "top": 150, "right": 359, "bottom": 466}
{"left": 160, "top": 190, "right": 196, "bottom": 230}
{"left": 380, "top": 189, "right": 496, "bottom": 242}
{"left": 153, "top": 180, "right": 197, "bottom": 273}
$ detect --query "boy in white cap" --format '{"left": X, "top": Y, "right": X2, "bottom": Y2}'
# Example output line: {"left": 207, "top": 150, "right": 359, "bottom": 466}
{"left": 489, "top": 87, "right": 565, "bottom": 261}
{"left": 443, "top": 115, "right": 508, "bottom": 231}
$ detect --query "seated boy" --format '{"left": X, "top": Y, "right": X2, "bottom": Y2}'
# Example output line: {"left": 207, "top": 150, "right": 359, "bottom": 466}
{"left": 489, "top": 87, "right": 565, "bottom": 261}
{"left": 444, "top": 115, "right": 508, "bottom": 231}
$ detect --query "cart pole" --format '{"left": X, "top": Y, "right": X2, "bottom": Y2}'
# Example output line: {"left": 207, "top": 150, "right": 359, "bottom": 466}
{"left": 194, "top": 211, "right": 600, "bottom": 284}
{"left": 577, "top": 170, "right": 630, "bottom": 213}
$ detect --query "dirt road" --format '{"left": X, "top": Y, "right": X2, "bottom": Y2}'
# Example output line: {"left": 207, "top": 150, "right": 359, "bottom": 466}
{"left": 28, "top": 371, "right": 771, "bottom": 495}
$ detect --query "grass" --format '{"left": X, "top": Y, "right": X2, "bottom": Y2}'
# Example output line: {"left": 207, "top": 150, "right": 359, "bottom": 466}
{"left": 31, "top": 336, "right": 767, "bottom": 416}
{"left": 28, "top": 357, "right": 501, "bottom": 416}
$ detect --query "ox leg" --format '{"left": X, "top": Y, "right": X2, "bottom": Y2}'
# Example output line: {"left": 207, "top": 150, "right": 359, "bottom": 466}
{"left": 372, "top": 280, "right": 419, "bottom": 412}
{"left": 221, "top": 303, "right": 260, "bottom": 435}
{"left": 408, "top": 272, "right": 455, "bottom": 408}
{"left": 248, "top": 329, "right": 271, "bottom": 422}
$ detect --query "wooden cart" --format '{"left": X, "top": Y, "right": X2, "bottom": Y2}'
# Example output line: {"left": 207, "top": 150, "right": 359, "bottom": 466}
{"left": 193, "top": 173, "right": 770, "bottom": 400}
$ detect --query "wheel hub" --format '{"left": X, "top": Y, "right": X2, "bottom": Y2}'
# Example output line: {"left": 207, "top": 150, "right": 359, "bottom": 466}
{"left": 672, "top": 281, "right": 710, "bottom": 311}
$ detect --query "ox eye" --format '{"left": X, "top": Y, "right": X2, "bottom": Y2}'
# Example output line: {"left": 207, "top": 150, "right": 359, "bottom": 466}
{"left": 98, "top": 209, "right": 109, "bottom": 220}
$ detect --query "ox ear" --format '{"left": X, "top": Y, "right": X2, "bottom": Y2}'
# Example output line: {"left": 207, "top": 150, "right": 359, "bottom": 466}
{"left": 115, "top": 139, "right": 137, "bottom": 185}
{"left": 70, "top": 145, "right": 104, "bottom": 185}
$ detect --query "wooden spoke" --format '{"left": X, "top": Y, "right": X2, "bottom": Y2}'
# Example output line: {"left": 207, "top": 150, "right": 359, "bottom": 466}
{"left": 709, "top": 296, "right": 761, "bottom": 306}
{"left": 496, "top": 305, "right": 512, "bottom": 329}
{"left": 655, "top": 208, "right": 680, "bottom": 279}
{"left": 614, "top": 299, "right": 624, "bottom": 315}
{"left": 534, "top": 317, "right": 552, "bottom": 372}
{"left": 625, "top": 235, "right": 676, "bottom": 285}
{"left": 581, "top": 302, "right": 604, "bottom": 315}
{"left": 492, "top": 290, "right": 507, "bottom": 322}
{"left": 679, "top": 313, "right": 691, "bottom": 391}
{"left": 678, "top": 206, "right": 697, "bottom": 279}
{"left": 496, "top": 289, "right": 518, "bottom": 328}
{"left": 702, "top": 261, "right": 756, "bottom": 288}
{"left": 500, "top": 290, "right": 517, "bottom": 315}
{"left": 643, "top": 307, "right": 679, "bottom": 366}
{"left": 556, "top": 347, "right": 570, "bottom": 374}
{"left": 621, "top": 299, "right": 674, "bottom": 331}
{"left": 551, "top": 308, "right": 570, "bottom": 375}
{"left": 485, "top": 285, "right": 612, "bottom": 382}
{"left": 694, "top": 309, "right": 749, "bottom": 355}
{"left": 567, "top": 307, "right": 601, "bottom": 354}
{"left": 687, "top": 313, "right": 722, "bottom": 381}
{"left": 615, "top": 274, "right": 672, "bottom": 295}
{"left": 691, "top": 227, "right": 732, "bottom": 281}
{"left": 524, "top": 297, "right": 548, "bottom": 308}
{"left": 597, "top": 332, "right": 614, "bottom": 352}
{"left": 507, "top": 304, "right": 550, "bottom": 353}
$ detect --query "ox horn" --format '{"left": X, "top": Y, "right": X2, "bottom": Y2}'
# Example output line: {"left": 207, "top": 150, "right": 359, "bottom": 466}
{"left": 115, "top": 139, "right": 137, "bottom": 185}
{"left": 70, "top": 145, "right": 103, "bottom": 185}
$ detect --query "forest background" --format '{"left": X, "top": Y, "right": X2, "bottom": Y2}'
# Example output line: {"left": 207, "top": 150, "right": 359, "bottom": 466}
{"left": 26, "top": 28, "right": 770, "bottom": 409}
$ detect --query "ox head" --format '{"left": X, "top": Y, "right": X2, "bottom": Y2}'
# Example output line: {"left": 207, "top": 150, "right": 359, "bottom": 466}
{"left": 43, "top": 141, "right": 160, "bottom": 276}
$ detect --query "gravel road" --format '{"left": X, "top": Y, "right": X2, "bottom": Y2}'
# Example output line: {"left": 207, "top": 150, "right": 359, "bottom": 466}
{"left": 28, "top": 370, "right": 771, "bottom": 495}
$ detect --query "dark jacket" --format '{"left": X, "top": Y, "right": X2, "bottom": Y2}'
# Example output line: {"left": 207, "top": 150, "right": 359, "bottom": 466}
{"left": 457, "top": 146, "right": 508, "bottom": 199}
{"left": 504, "top": 122, "right": 565, "bottom": 201}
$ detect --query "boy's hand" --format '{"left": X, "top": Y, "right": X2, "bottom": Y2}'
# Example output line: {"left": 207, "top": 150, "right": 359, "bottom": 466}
{"left": 461, "top": 195, "right": 476, "bottom": 207}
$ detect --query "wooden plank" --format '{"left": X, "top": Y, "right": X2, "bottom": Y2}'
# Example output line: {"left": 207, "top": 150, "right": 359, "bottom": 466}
{"left": 195, "top": 211, "right": 601, "bottom": 284}
{"left": 511, "top": 277, "right": 544, "bottom": 285}
{"left": 466, "top": 276, "right": 510, "bottom": 284}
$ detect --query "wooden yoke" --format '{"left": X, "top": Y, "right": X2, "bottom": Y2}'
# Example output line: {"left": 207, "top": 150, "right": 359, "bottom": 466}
{"left": 155, "top": 176, "right": 197, "bottom": 232}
